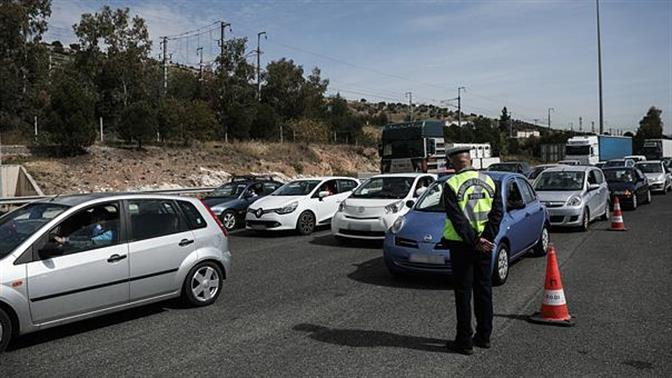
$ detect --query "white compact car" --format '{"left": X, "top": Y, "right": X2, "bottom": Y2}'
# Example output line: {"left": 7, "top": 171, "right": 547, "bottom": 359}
{"left": 245, "top": 177, "right": 360, "bottom": 235}
{"left": 331, "top": 173, "right": 436, "bottom": 240}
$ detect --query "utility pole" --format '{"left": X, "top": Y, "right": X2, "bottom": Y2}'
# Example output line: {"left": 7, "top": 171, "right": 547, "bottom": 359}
{"left": 579, "top": 117, "right": 583, "bottom": 131}
{"left": 457, "top": 86, "right": 466, "bottom": 127}
{"left": 197, "top": 47, "right": 204, "bottom": 81}
{"left": 256, "top": 31, "right": 267, "bottom": 102}
{"left": 569, "top": 122, "right": 574, "bottom": 131}
{"left": 547, "top": 107, "right": 555, "bottom": 129}
{"left": 34, "top": 116, "right": 38, "bottom": 138}
{"left": 596, "top": 0, "right": 605, "bottom": 135}
{"left": 591, "top": 121, "right": 596, "bottom": 134}
{"left": 100, "top": 117, "right": 104, "bottom": 142}
{"left": 405, "top": 92, "right": 414, "bottom": 122}
{"left": 161, "top": 36, "right": 168, "bottom": 96}
{"left": 509, "top": 111, "right": 514, "bottom": 138}
{"left": 533, "top": 119, "right": 540, "bottom": 126}
{"left": 219, "top": 22, "right": 231, "bottom": 60}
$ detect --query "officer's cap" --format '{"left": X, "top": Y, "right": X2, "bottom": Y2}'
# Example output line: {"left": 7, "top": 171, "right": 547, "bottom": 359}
{"left": 446, "top": 146, "right": 472, "bottom": 157}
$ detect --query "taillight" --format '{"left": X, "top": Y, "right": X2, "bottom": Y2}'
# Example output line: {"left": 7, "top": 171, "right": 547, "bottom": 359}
{"left": 200, "top": 199, "right": 229, "bottom": 237}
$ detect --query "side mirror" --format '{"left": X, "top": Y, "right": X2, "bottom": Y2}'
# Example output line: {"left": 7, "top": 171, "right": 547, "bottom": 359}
{"left": 318, "top": 191, "right": 330, "bottom": 200}
{"left": 588, "top": 183, "right": 600, "bottom": 191}
{"left": 38, "top": 242, "right": 63, "bottom": 258}
{"left": 507, "top": 199, "right": 525, "bottom": 211}
{"left": 415, "top": 187, "right": 427, "bottom": 197}
{"left": 405, "top": 200, "right": 415, "bottom": 209}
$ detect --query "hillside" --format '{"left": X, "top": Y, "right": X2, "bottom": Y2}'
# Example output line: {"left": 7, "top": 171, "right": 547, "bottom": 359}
{"left": 10, "top": 143, "right": 379, "bottom": 195}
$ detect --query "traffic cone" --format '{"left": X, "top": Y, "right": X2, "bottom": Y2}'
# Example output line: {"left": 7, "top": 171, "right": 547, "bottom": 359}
{"left": 609, "top": 197, "right": 627, "bottom": 231}
{"left": 528, "top": 244, "right": 575, "bottom": 327}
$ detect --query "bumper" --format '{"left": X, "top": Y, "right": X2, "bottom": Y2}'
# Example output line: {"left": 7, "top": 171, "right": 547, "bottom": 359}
{"left": 382, "top": 234, "right": 453, "bottom": 275}
{"left": 331, "top": 211, "right": 397, "bottom": 240}
{"left": 649, "top": 182, "right": 666, "bottom": 192}
{"left": 546, "top": 206, "right": 584, "bottom": 227}
{"left": 245, "top": 211, "right": 299, "bottom": 231}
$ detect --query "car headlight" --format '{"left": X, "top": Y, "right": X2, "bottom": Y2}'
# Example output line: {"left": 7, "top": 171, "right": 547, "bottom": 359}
{"left": 338, "top": 200, "right": 346, "bottom": 212}
{"left": 653, "top": 175, "right": 664, "bottom": 183}
{"left": 275, "top": 201, "right": 298, "bottom": 215}
{"left": 384, "top": 200, "right": 404, "bottom": 214}
{"left": 390, "top": 216, "right": 406, "bottom": 234}
{"left": 566, "top": 196, "right": 582, "bottom": 207}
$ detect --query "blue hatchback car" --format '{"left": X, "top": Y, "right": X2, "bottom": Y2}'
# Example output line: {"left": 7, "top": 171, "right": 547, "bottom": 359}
{"left": 383, "top": 172, "right": 550, "bottom": 285}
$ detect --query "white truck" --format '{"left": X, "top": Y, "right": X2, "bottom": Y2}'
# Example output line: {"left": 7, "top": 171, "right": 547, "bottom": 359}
{"left": 564, "top": 135, "right": 633, "bottom": 165}
{"left": 642, "top": 139, "right": 672, "bottom": 160}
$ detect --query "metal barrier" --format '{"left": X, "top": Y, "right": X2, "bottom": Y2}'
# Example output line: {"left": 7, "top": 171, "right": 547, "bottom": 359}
{"left": 0, "top": 187, "right": 216, "bottom": 206}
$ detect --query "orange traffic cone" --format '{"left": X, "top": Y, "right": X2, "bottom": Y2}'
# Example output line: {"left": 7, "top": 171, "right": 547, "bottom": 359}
{"left": 609, "top": 197, "right": 627, "bottom": 231}
{"left": 528, "top": 244, "right": 575, "bottom": 327}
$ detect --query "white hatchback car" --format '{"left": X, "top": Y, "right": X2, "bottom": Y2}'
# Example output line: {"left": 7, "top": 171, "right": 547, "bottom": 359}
{"left": 245, "top": 177, "right": 360, "bottom": 235}
{"left": 331, "top": 173, "right": 436, "bottom": 240}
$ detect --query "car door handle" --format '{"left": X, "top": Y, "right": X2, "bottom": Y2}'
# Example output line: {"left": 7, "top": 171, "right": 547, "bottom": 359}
{"left": 179, "top": 239, "right": 194, "bottom": 247}
{"left": 107, "top": 254, "right": 127, "bottom": 263}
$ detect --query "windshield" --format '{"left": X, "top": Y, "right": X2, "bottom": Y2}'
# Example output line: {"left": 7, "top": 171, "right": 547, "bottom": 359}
{"left": 636, "top": 163, "right": 663, "bottom": 173}
{"left": 382, "top": 139, "right": 424, "bottom": 159}
{"left": 534, "top": 171, "right": 585, "bottom": 191}
{"left": 529, "top": 166, "right": 551, "bottom": 180}
{"left": 415, "top": 182, "right": 445, "bottom": 212}
{"left": 272, "top": 180, "right": 321, "bottom": 196}
{"left": 604, "top": 169, "right": 635, "bottom": 183}
{"left": 210, "top": 183, "right": 247, "bottom": 197}
{"left": 0, "top": 203, "right": 69, "bottom": 259}
{"left": 351, "top": 177, "right": 415, "bottom": 199}
{"left": 488, "top": 164, "right": 519, "bottom": 172}
{"left": 565, "top": 145, "right": 590, "bottom": 155}
{"left": 604, "top": 160, "right": 625, "bottom": 168}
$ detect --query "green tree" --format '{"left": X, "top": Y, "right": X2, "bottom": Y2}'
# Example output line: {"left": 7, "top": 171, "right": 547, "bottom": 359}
{"left": 499, "top": 106, "right": 511, "bottom": 132}
{"left": 634, "top": 106, "right": 664, "bottom": 153}
{"left": 250, "top": 103, "right": 280, "bottom": 140}
{"left": 119, "top": 100, "right": 156, "bottom": 148}
{"left": 261, "top": 58, "right": 306, "bottom": 120}
{"left": 0, "top": 0, "right": 51, "bottom": 131}
{"left": 43, "top": 69, "right": 97, "bottom": 155}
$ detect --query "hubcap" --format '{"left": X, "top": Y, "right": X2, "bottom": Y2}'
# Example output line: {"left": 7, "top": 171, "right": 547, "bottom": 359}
{"left": 498, "top": 248, "right": 508, "bottom": 279}
{"left": 222, "top": 213, "right": 236, "bottom": 230}
{"left": 301, "top": 213, "right": 314, "bottom": 233}
{"left": 541, "top": 228, "right": 549, "bottom": 252}
{"left": 191, "top": 266, "right": 219, "bottom": 302}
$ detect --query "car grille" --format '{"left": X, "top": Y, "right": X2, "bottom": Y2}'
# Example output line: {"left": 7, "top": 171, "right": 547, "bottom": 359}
{"left": 344, "top": 215, "right": 379, "bottom": 220}
{"left": 395, "top": 237, "right": 419, "bottom": 248}
{"left": 544, "top": 202, "right": 565, "bottom": 208}
{"left": 550, "top": 216, "right": 565, "bottom": 223}
{"left": 396, "top": 259, "right": 452, "bottom": 271}
{"left": 246, "top": 220, "right": 281, "bottom": 228}
{"left": 339, "top": 229, "right": 386, "bottom": 237}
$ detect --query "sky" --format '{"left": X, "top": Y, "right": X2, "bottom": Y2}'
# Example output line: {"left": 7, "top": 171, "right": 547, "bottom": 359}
{"left": 44, "top": 0, "right": 672, "bottom": 134}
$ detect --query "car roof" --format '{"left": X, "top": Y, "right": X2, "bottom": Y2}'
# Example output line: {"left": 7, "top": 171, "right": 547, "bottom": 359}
{"left": 34, "top": 193, "right": 192, "bottom": 207}
{"left": 437, "top": 171, "right": 525, "bottom": 183}
{"left": 541, "top": 165, "right": 594, "bottom": 173}
{"left": 290, "top": 176, "right": 357, "bottom": 182}
{"left": 636, "top": 160, "right": 661, "bottom": 164}
{"left": 370, "top": 173, "right": 429, "bottom": 178}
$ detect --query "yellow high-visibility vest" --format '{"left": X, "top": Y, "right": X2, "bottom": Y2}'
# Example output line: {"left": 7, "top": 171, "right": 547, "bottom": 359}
{"left": 442, "top": 170, "right": 496, "bottom": 242}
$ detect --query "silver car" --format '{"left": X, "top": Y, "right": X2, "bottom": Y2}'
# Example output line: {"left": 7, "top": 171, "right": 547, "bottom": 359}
{"left": 0, "top": 194, "right": 232, "bottom": 352}
{"left": 533, "top": 166, "right": 609, "bottom": 231}
{"left": 636, "top": 161, "right": 671, "bottom": 193}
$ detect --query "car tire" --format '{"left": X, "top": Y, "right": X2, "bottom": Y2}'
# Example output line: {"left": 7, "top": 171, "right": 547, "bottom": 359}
{"left": 220, "top": 210, "right": 238, "bottom": 231}
{"left": 0, "top": 307, "right": 13, "bottom": 353}
{"left": 580, "top": 208, "right": 590, "bottom": 232}
{"left": 492, "top": 243, "right": 509, "bottom": 286}
{"left": 533, "top": 226, "right": 549, "bottom": 256}
{"left": 296, "top": 211, "right": 316, "bottom": 235}
{"left": 182, "top": 261, "right": 224, "bottom": 307}
{"left": 631, "top": 193, "right": 638, "bottom": 210}
{"left": 600, "top": 199, "right": 610, "bottom": 221}
{"left": 645, "top": 190, "right": 652, "bottom": 204}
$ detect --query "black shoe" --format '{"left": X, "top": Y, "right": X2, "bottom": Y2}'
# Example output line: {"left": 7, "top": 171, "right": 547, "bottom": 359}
{"left": 446, "top": 341, "right": 474, "bottom": 355}
{"left": 473, "top": 338, "right": 491, "bottom": 349}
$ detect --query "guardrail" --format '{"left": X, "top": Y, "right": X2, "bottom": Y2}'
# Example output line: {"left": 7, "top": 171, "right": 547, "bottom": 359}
{"left": 0, "top": 186, "right": 216, "bottom": 206}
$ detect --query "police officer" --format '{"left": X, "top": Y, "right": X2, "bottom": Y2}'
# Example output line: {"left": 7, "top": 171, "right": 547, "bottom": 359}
{"left": 442, "top": 146, "right": 503, "bottom": 355}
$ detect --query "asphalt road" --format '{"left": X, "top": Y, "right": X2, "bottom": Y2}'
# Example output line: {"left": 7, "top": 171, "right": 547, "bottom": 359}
{"left": 2, "top": 195, "right": 671, "bottom": 377}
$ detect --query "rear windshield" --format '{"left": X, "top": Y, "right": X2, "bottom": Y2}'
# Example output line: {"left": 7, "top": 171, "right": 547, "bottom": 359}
{"left": 488, "top": 164, "right": 519, "bottom": 173}
{"left": 0, "top": 203, "right": 69, "bottom": 259}
{"left": 604, "top": 169, "right": 635, "bottom": 183}
{"left": 636, "top": 163, "right": 663, "bottom": 173}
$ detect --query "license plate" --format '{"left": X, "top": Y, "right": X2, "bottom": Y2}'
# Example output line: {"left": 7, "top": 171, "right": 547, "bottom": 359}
{"left": 409, "top": 254, "right": 445, "bottom": 264}
{"left": 350, "top": 223, "right": 372, "bottom": 231}
{"left": 251, "top": 224, "right": 266, "bottom": 230}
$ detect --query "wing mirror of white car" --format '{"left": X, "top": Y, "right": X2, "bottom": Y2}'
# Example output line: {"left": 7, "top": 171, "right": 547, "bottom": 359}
{"left": 318, "top": 191, "right": 330, "bottom": 200}
{"left": 588, "top": 183, "right": 601, "bottom": 191}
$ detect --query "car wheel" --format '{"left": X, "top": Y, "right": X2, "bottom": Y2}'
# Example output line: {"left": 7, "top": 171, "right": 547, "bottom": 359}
{"left": 220, "top": 210, "right": 238, "bottom": 231}
{"left": 580, "top": 208, "right": 590, "bottom": 232}
{"left": 645, "top": 190, "right": 652, "bottom": 204}
{"left": 533, "top": 226, "right": 549, "bottom": 256}
{"left": 296, "top": 211, "right": 316, "bottom": 235}
{"left": 631, "top": 194, "right": 638, "bottom": 210}
{"left": 182, "top": 261, "right": 223, "bottom": 307}
{"left": 0, "top": 308, "right": 12, "bottom": 353}
{"left": 492, "top": 243, "right": 509, "bottom": 286}
{"left": 600, "top": 199, "right": 609, "bottom": 221}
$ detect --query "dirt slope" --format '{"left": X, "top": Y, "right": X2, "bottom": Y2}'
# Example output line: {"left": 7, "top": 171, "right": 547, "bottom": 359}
{"left": 20, "top": 142, "right": 379, "bottom": 195}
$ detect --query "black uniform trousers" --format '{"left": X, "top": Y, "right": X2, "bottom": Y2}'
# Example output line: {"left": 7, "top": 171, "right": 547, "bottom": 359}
{"left": 450, "top": 242, "right": 493, "bottom": 347}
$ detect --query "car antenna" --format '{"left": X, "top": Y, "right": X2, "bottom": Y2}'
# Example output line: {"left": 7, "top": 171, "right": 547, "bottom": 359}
{"left": 48, "top": 193, "right": 62, "bottom": 202}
